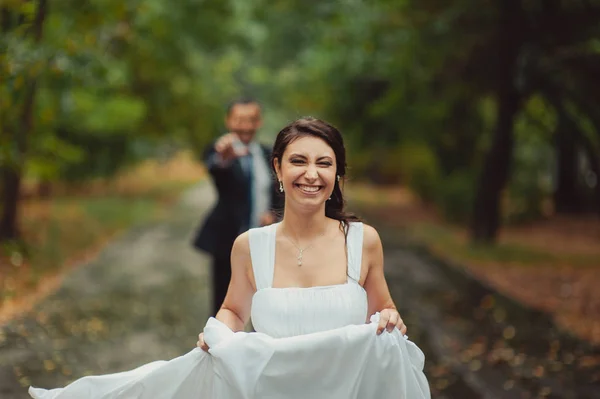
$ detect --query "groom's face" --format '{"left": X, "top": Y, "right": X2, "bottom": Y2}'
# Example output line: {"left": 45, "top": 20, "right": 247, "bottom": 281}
{"left": 225, "top": 103, "right": 262, "bottom": 145}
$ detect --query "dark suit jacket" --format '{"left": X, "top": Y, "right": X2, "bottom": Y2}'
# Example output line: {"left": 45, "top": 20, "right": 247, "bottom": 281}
{"left": 193, "top": 141, "right": 282, "bottom": 259}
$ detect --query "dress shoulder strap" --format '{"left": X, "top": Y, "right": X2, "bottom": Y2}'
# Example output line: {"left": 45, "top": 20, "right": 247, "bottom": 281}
{"left": 248, "top": 223, "right": 277, "bottom": 290}
{"left": 346, "top": 222, "right": 364, "bottom": 283}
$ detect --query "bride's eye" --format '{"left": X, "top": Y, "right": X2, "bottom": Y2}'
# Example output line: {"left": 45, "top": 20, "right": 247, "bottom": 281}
{"left": 290, "top": 158, "right": 305, "bottom": 164}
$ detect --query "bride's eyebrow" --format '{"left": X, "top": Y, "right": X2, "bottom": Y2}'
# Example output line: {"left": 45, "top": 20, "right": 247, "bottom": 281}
{"left": 288, "top": 153, "right": 307, "bottom": 158}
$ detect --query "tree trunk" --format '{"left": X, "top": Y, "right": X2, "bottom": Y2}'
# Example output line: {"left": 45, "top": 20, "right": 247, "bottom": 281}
{"left": 0, "top": 7, "right": 16, "bottom": 240}
{"left": 0, "top": 0, "right": 47, "bottom": 242}
{"left": 470, "top": 0, "right": 523, "bottom": 244}
{"left": 572, "top": 125, "right": 600, "bottom": 215}
{"left": 0, "top": 169, "right": 22, "bottom": 240}
{"left": 554, "top": 112, "right": 581, "bottom": 214}
{"left": 551, "top": 101, "right": 600, "bottom": 215}
{"left": 1, "top": 7, "right": 11, "bottom": 31}
{"left": 37, "top": 180, "right": 52, "bottom": 198}
{"left": 471, "top": 89, "right": 521, "bottom": 243}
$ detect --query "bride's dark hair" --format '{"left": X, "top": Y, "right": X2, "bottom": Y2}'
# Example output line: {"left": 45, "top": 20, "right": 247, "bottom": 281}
{"left": 271, "top": 117, "right": 362, "bottom": 234}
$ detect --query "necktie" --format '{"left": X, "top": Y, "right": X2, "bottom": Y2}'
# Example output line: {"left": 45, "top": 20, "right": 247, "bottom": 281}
{"left": 244, "top": 153, "right": 254, "bottom": 228}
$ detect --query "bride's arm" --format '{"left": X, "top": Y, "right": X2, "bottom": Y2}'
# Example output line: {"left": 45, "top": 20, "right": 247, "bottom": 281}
{"left": 215, "top": 232, "right": 254, "bottom": 332}
{"left": 362, "top": 225, "right": 407, "bottom": 335}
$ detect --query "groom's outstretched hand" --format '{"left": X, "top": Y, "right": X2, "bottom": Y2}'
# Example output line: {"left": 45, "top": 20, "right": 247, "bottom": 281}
{"left": 197, "top": 332, "right": 210, "bottom": 352}
{"left": 376, "top": 309, "right": 407, "bottom": 336}
{"left": 215, "top": 133, "right": 248, "bottom": 162}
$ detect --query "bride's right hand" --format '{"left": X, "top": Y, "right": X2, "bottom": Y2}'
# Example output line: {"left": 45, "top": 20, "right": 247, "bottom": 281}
{"left": 197, "top": 333, "right": 209, "bottom": 352}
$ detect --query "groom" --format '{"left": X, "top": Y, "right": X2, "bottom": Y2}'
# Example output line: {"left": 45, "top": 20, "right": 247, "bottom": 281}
{"left": 193, "top": 98, "right": 281, "bottom": 316}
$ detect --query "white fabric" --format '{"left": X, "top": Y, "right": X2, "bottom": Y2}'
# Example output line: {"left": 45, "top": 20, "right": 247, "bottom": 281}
{"left": 28, "top": 222, "right": 431, "bottom": 399}
{"left": 247, "top": 142, "right": 271, "bottom": 229}
{"left": 250, "top": 222, "right": 368, "bottom": 338}
{"left": 346, "top": 221, "right": 363, "bottom": 282}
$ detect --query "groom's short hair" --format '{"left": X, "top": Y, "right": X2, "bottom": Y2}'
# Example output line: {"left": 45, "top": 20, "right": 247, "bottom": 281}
{"left": 226, "top": 97, "right": 261, "bottom": 116}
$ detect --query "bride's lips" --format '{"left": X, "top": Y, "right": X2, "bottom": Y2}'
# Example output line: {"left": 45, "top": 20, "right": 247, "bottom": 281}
{"left": 294, "top": 184, "right": 323, "bottom": 195}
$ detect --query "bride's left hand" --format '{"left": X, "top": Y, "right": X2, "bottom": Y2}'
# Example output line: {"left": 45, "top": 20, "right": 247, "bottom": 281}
{"left": 376, "top": 308, "right": 407, "bottom": 336}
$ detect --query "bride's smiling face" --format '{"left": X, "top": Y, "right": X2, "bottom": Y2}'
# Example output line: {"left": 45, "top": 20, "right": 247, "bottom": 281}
{"left": 274, "top": 135, "right": 337, "bottom": 208}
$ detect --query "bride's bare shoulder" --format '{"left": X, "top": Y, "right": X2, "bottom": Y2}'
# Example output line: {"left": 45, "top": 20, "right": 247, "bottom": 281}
{"left": 231, "top": 231, "right": 251, "bottom": 259}
{"left": 361, "top": 223, "right": 382, "bottom": 250}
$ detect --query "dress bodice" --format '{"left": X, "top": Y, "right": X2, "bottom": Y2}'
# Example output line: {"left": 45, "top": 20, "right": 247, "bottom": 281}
{"left": 249, "top": 222, "right": 368, "bottom": 338}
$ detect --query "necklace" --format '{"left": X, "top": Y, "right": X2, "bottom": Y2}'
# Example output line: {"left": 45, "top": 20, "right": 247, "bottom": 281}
{"left": 281, "top": 226, "right": 328, "bottom": 266}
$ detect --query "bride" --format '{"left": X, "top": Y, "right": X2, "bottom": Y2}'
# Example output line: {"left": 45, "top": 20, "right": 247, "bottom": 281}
{"left": 29, "top": 117, "right": 431, "bottom": 399}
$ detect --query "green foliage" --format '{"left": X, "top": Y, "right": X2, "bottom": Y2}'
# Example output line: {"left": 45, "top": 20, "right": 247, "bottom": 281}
{"left": 346, "top": 147, "right": 375, "bottom": 181}
{"left": 505, "top": 97, "right": 556, "bottom": 223}
{"left": 348, "top": 142, "right": 440, "bottom": 203}
{"left": 65, "top": 90, "right": 146, "bottom": 134}
{"left": 397, "top": 143, "right": 441, "bottom": 201}
{"left": 2, "top": 0, "right": 238, "bottom": 182}
{"left": 375, "top": 146, "right": 405, "bottom": 184}
{"left": 2, "top": 0, "right": 600, "bottom": 243}
{"left": 26, "top": 133, "right": 85, "bottom": 181}
{"left": 435, "top": 170, "right": 476, "bottom": 224}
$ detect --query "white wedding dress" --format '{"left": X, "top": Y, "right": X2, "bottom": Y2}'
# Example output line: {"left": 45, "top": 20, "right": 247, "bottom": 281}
{"left": 29, "top": 222, "right": 431, "bottom": 399}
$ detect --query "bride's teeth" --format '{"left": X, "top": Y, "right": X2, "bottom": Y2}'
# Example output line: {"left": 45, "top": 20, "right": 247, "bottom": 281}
{"left": 299, "top": 185, "right": 319, "bottom": 192}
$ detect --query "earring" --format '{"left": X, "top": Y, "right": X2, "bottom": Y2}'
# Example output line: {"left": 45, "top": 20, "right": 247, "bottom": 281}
{"left": 279, "top": 180, "right": 284, "bottom": 192}
{"left": 336, "top": 175, "right": 341, "bottom": 182}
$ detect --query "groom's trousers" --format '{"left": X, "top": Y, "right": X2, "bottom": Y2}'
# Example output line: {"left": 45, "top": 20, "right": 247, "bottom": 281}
{"left": 212, "top": 255, "right": 231, "bottom": 317}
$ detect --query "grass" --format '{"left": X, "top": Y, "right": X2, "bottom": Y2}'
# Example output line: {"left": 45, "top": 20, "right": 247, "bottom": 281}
{"left": 410, "top": 223, "right": 600, "bottom": 268}
{"left": 0, "top": 151, "right": 206, "bottom": 323}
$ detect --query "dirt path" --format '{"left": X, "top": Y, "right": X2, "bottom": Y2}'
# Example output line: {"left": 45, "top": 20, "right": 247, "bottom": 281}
{"left": 0, "top": 184, "right": 215, "bottom": 398}
{"left": 381, "top": 229, "right": 599, "bottom": 399}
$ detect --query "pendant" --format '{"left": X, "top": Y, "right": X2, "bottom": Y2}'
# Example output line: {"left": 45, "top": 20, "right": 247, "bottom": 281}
{"left": 297, "top": 249, "right": 303, "bottom": 266}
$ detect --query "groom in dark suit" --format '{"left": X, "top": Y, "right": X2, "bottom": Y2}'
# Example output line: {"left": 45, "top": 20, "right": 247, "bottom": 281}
{"left": 193, "top": 98, "right": 281, "bottom": 316}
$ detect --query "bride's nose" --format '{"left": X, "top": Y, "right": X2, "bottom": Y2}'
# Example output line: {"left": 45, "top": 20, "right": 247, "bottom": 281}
{"left": 304, "top": 165, "right": 318, "bottom": 180}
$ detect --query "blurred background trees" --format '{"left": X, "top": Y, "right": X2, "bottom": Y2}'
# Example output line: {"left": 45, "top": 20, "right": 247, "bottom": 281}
{"left": 2, "top": 0, "right": 599, "bottom": 247}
